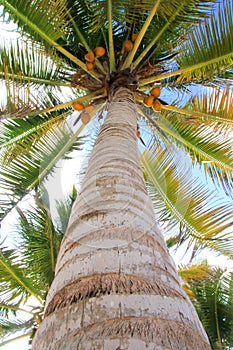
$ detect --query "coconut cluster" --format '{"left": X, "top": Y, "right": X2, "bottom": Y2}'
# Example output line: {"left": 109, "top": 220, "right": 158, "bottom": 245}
{"left": 70, "top": 33, "right": 164, "bottom": 127}
{"left": 143, "top": 86, "right": 162, "bottom": 112}
{"left": 84, "top": 47, "right": 106, "bottom": 71}
{"left": 123, "top": 33, "right": 138, "bottom": 52}
{"left": 72, "top": 102, "right": 95, "bottom": 125}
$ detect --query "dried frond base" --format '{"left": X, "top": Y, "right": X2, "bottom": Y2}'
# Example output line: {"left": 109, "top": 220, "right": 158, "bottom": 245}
{"left": 45, "top": 272, "right": 185, "bottom": 316}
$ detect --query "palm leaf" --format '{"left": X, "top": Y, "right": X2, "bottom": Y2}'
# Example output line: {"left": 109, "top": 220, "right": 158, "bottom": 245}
{"left": 0, "top": 37, "right": 69, "bottom": 88}
{"left": 190, "top": 85, "right": 233, "bottom": 125}
{"left": 141, "top": 145, "right": 233, "bottom": 258}
{"left": 180, "top": 265, "right": 233, "bottom": 349}
{"left": 2, "top": 0, "right": 70, "bottom": 42}
{"left": 154, "top": 109, "right": 233, "bottom": 197}
{"left": 16, "top": 198, "right": 63, "bottom": 286}
{"left": 54, "top": 186, "right": 77, "bottom": 235}
{"left": 140, "top": 0, "right": 233, "bottom": 85}
{"left": 0, "top": 246, "right": 42, "bottom": 306}
{"left": 0, "top": 121, "right": 83, "bottom": 222}
{"left": 176, "top": 1, "right": 233, "bottom": 82}
{"left": 1, "top": 0, "right": 99, "bottom": 79}
{"left": 0, "top": 318, "right": 34, "bottom": 338}
{"left": 0, "top": 302, "right": 34, "bottom": 339}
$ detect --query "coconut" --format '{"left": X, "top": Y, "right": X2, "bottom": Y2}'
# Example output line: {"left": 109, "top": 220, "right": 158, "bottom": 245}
{"left": 85, "top": 104, "right": 95, "bottom": 113}
{"left": 152, "top": 100, "right": 162, "bottom": 112}
{"left": 132, "top": 33, "right": 138, "bottom": 42}
{"left": 72, "top": 101, "right": 84, "bottom": 111}
{"left": 85, "top": 51, "right": 95, "bottom": 62}
{"left": 94, "top": 47, "right": 106, "bottom": 57}
{"left": 86, "top": 62, "right": 95, "bottom": 71}
{"left": 143, "top": 95, "right": 154, "bottom": 107}
{"left": 150, "top": 86, "right": 161, "bottom": 98}
{"left": 123, "top": 40, "right": 133, "bottom": 52}
{"left": 81, "top": 112, "right": 91, "bottom": 125}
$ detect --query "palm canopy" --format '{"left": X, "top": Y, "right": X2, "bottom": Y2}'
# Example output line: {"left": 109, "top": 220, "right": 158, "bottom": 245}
{"left": 0, "top": 0, "right": 233, "bottom": 260}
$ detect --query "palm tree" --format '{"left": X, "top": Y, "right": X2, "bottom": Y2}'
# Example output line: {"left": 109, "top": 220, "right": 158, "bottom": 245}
{"left": 0, "top": 0, "right": 233, "bottom": 348}
{"left": 179, "top": 264, "right": 233, "bottom": 349}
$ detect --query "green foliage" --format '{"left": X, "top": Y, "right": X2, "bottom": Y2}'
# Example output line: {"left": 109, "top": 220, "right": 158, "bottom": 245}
{"left": 141, "top": 145, "right": 233, "bottom": 258}
{"left": 0, "top": 191, "right": 75, "bottom": 342}
{"left": 180, "top": 265, "right": 233, "bottom": 349}
{"left": 177, "top": 1, "right": 233, "bottom": 82}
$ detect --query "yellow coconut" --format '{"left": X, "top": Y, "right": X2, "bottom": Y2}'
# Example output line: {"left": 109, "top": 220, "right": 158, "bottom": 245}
{"left": 94, "top": 47, "right": 106, "bottom": 57}
{"left": 85, "top": 104, "right": 95, "bottom": 114}
{"left": 150, "top": 86, "right": 161, "bottom": 98}
{"left": 143, "top": 95, "right": 154, "bottom": 107}
{"left": 123, "top": 40, "right": 133, "bottom": 52}
{"left": 131, "top": 33, "right": 138, "bottom": 42}
{"left": 152, "top": 99, "right": 162, "bottom": 112}
{"left": 85, "top": 51, "right": 95, "bottom": 62}
{"left": 81, "top": 112, "right": 91, "bottom": 125}
{"left": 72, "top": 101, "right": 84, "bottom": 111}
{"left": 86, "top": 62, "right": 95, "bottom": 71}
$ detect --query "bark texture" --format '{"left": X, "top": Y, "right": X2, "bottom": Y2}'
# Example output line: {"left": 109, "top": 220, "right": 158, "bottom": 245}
{"left": 32, "top": 88, "right": 211, "bottom": 349}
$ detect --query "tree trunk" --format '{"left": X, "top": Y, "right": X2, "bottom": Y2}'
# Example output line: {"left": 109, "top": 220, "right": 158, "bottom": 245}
{"left": 32, "top": 88, "right": 211, "bottom": 349}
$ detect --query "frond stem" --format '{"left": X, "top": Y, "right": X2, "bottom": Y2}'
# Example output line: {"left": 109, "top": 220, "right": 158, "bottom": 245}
{"left": 139, "top": 51, "right": 233, "bottom": 86}
{"left": 0, "top": 72, "right": 70, "bottom": 86}
{"left": 107, "top": 0, "right": 116, "bottom": 72}
{"left": 133, "top": 3, "right": 184, "bottom": 69}
{"left": 163, "top": 105, "right": 233, "bottom": 126}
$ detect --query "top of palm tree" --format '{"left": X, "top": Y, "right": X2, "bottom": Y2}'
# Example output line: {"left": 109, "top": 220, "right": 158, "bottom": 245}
{"left": 0, "top": 0, "right": 233, "bottom": 258}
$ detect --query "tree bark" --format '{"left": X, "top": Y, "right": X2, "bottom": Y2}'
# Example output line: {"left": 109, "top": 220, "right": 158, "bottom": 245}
{"left": 32, "top": 88, "right": 211, "bottom": 349}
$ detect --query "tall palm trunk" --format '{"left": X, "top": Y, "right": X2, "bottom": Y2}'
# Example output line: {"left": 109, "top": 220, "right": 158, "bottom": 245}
{"left": 32, "top": 88, "right": 211, "bottom": 349}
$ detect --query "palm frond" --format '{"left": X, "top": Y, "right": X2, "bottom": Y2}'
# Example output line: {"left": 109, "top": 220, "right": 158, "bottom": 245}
{"left": 54, "top": 186, "right": 77, "bottom": 235}
{"left": 180, "top": 265, "right": 233, "bottom": 348}
{"left": 130, "top": 0, "right": 216, "bottom": 69}
{"left": 0, "top": 317, "right": 34, "bottom": 338}
{"left": 0, "top": 246, "right": 42, "bottom": 306}
{"left": 0, "top": 301, "right": 34, "bottom": 339}
{"left": 141, "top": 145, "right": 233, "bottom": 258}
{"left": 0, "top": 37, "right": 69, "bottom": 88}
{"left": 176, "top": 1, "right": 233, "bottom": 82}
{"left": 140, "top": 0, "right": 233, "bottom": 85}
{"left": 2, "top": 0, "right": 70, "bottom": 42}
{"left": 155, "top": 110, "right": 233, "bottom": 197}
{"left": 1, "top": 0, "right": 100, "bottom": 79}
{"left": 178, "top": 263, "right": 211, "bottom": 281}
{"left": 16, "top": 198, "right": 63, "bottom": 286}
{"left": 0, "top": 121, "right": 83, "bottom": 222}
{"left": 190, "top": 85, "right": 233, "bottom": 125}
